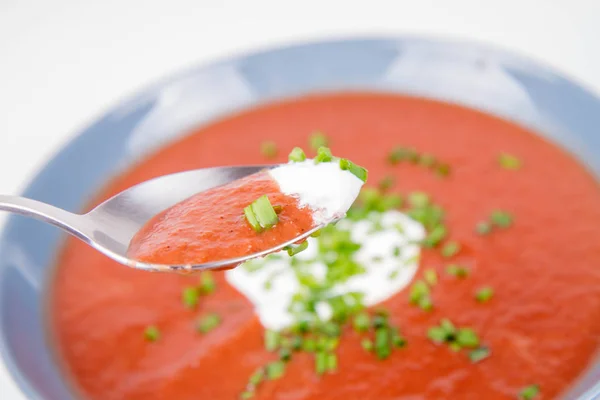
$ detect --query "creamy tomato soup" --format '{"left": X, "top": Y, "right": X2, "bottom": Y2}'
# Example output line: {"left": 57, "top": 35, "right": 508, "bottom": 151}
{"left": 51, "top": 93, "right": 600, "bottom": 400}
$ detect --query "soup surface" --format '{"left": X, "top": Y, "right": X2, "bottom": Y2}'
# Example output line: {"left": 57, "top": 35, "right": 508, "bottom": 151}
{"left": 52, "top": 93, "right": 600, "bottom": 400}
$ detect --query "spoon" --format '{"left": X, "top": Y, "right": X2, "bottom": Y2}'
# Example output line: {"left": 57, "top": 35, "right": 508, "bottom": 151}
{"left": 0, "top": 165, "right": 331, "bottom": 272}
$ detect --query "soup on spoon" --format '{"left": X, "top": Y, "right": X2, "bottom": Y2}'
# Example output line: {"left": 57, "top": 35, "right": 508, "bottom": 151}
{"left": 127, "top": 146, "right": 367, "bottom": 267}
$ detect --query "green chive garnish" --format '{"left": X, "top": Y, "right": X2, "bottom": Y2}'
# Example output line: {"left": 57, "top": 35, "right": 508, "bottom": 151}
{"left": 182, "top": 287, "right": 199, "bottom": 308}
{"left": 361, "top": 338, "right": 373, "bottom": 352}
{"left": 424, "top": 269, "right": 438, "bottom": 286}
{"left": 475, "top": 287, "right": 494, "bottom": 303}
{"left": 422, "top": 224, "right": 447, "bottom": 248}
{"left": 315, "top": 146, "right": 333, "bottom": 163}
{"left": 475, "top": 221, "right": 492, "bottom": 235}
{"left": 266, "top": 361, "right": 286, "bottom": 380}
{"left": 249, "top": 368, "right": 265, "bottom": 386}
{"left": 353, "top": 312, "right": 370, "bottom": 333}
{"left": 446, "top": 264, "right": 469, "bottom": 278}
{"left": 326, "top": 353, "right": 337, "bottom": 372}
{"left": 469, "top": 346, "right": 491, "bottom": 363}
{"left": 378, "top": 175, "right": 395, "bottom": 191}
{"left": 409, "top": 280, "right": 430, "bottom": 304}
{"left": 315, "top": 351, "right": 327, "bottom": 375}
{"left": 339, "top": 158, "right": 368, "bottom": 182}
{"left": 200, "top": 271, "right": 216, "bottom": 294}
{"left": 284, "top": 241, "right": 308, "bottom": 256}
{"left": 309, "top": 132, "right": 329, "bottom": 150}
{"left": 240, "top": 391, "right": 254, "bottom": 399}
{"left": 455, "top": 328, "right": 479, "bottom": 348}
{"left": 288, "top": 146, "right": 307, "bottom": 162}
{"left": 490, "top": 210, "right": 513, "bottom": 228}
{"left": 418, "top": 295, "right": 434, "bottom": 311}
{"left": 260, "top": 141, "right": 278, "bottom": 159}
{"left": 244, "top": 204, "right": 261, "bottom": 232}
{"left": 408, "top": 191, "right": 430, "bottom": 208}
{"left": 245, "top": 195, "right": 279, "bottom": 232}
{"left": 197, "top": 313, "right": 221, "bottom": 334}
{"left": 419, "top": 153, "right": 436, "bottom": 167}
{"left": 387, "top": 147, "right": 417, "bottom": 164}
{"left": 279, "top": 347, "right": 292, "bottom": 362}
{"left": 264, "top": 330, "right": 280, "bottom": 351}
{"left": 144, "top": 325, "right": 160, "bottom": 342}
{"left": 519, "top": 384, "right": 540, "bottom": 400}
{"left": 374, "top": 327, "right": 391, "bottom": 360}
{"left": 441, "top": 241, "right": 460, "bottom": 258}
{"left": 498, "top": 153, "right": 522, "bottom": 170}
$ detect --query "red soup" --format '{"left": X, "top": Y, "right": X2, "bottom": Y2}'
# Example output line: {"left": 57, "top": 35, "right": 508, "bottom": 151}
{"left": 51, "top": 93, "right": 600, "bottom": 400}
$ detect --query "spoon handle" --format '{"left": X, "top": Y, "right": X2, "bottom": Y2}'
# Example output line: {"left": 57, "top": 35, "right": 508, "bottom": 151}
{"left": 0, "top": 195, "right": 86, "bottom": 238}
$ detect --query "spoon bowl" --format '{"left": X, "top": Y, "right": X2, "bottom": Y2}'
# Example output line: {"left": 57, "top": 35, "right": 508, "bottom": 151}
{"left": 0, "top": 165, "right": 327, "bottom": 272}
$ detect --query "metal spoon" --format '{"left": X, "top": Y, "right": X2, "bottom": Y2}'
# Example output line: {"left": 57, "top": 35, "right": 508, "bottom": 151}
{"left": 0, "top": 165, "right": 331, "bottom": 272}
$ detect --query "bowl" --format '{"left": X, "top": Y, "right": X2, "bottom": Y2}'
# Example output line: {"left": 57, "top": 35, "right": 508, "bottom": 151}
{"left": 1, "top": 37, "right": 600, "bottom": 400}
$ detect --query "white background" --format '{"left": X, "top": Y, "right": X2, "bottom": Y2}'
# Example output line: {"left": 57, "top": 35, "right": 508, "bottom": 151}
{"left": 0, "top": 0, "right": 599, "bottom": 398}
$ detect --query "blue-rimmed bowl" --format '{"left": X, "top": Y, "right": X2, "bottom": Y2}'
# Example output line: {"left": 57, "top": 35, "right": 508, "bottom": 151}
{"left": 1, "top": 37, "right": 599, "bottom": 400}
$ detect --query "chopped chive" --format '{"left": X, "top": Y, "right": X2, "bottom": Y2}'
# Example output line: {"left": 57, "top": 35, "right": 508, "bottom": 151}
{"left": 418, "top": 295, "right": 434, "bottom": 311}
{"left": 326, "top": 353, "right": 337, "bottom": 372}
{"left": 422, "top": 224, "right": 447, "bottom": 248}
{"left": 253, "top": 195, "right": 279, "bottom": 230}
{"left": 315, "top": 351, "right": 327, "bottom": 375}
{"left": 427, "top": 326, "right": 447, "bottom": 343}
{"left": 249, "top": 368, "right": 265, "bottom": 386}
{"left": 320, "top": 321, "right": 341, "bottom": 337}
{"left": 240, "top": 391, "right": 254, "bottom": 399}
{"left": 353, "top": 312, "right": 370, "bottom": 333}
{"left": 469, "top": 346, "right": 491, "bottom": 363}
{"left": 144, "top": 325, "right": 160, "bottom": 342}
{"left": 288, "top": 146, "right": 306, "bottom": 162}
{"left": 475, "top": 287, "right": 494, "bottom": 303}
{"left": 519, "top": 384, "right": 540, "bottom": 400}
{"left": 419, "top": 153, "right": 436, "bottom": 167}
{"left": 266, "top": 361, "right": 286, "bottom": 380}
{"left": 441, "top": 241, "right": 461, "bottom": 258}
{"left": 409, "top": 280, "right": 430, "bottom": 304}
{"left": 498, "top": 153, "right": 522, "bottom": 170}
{"left": 446, "top": 264, "right": 469, "bottom": 278}
{"left": 182, "top": 286, "right": 200, "bottom": 308}
{"left": 291, "top": 336, "right": 303, "bottom": 351}
{"left": 309, "top": 132, "right": 329, "bottom": 150}
{"left": 315, "top": 146, "right": 333, "bottom": 163}
{"left": 372, "top": 314, "right": 388, "bottom": 329}
{"left": 392, "top": 246, "right": 401, "bottom": 257}
{"left": 378, "top": 175, "right": 395, "bottom": 191}
{"left": 455, "top": 328, "right": 479, "bottom": 348}
{"left": 435, "top": 163, "right": 451, "bottom": 177}
{"left": 475, "top": 221, "right": 492, "bottom": 235}
{"left": 279, "top": 347, "right": 292, "bottom": 362}
{"left": 408, "top": 191, "right": 430, "bottom": 208}
{"left": 387, "top": 147, "right": 417, "bottom": 164}
{"left": 339, "top": 158, "right": 368, "bottom": 182}
{"left": 310, "top": 229, "right": 321, "bottom": 238}
{"left": 374, "top": 327, "right": 391, "bottom": 360}
{"left": 197, "top": 313, "right": 221, "bottom": 334}
{"left": 440, "top": 318, "right": 456, "bottom": 335}
{"left": 285, "top": 241, "right": 309, "bottom": 256}
{"left": 303, "top": 339, "right": 316, "bottom": 352}
{"left": 424, "top": 269, "right": 438, "bottom": 286}
{"left": 200, "top": 271, "right": 216, "bottom": 294}
{"left": 361, "top": 338, "right": 374, "bottom": 352}
{"left": 244, "top": 204, "right": 261, "bottom": 232}
{"left": 264, "top": 330, "right": 280, "bottom": 352}
{"left": 490, "top": 210, "right": 513, "bottom": 228}
{"left": 260, "top": 141, "right": 278, "bottom": 159}
{"left": 392, "top": 329, "right": 407, "bottom": 348}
